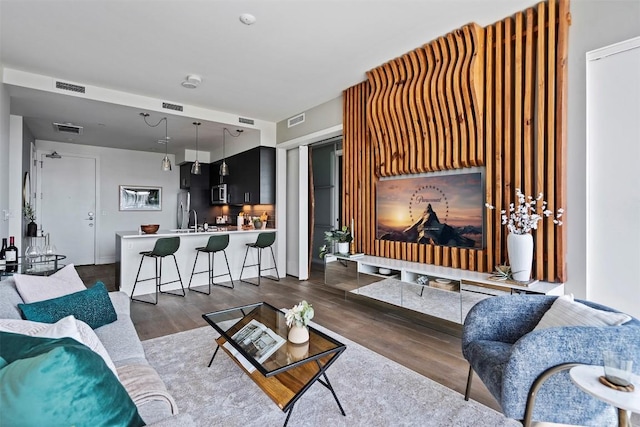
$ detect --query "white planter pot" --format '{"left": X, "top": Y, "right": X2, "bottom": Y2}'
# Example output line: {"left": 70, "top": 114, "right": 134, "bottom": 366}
{"left": 507, "top": 233, "right": 534, "bottom": 282}
{"left": 288, "top": 325, "right": 309, "bottom": 344}
{"left": 337, "top": 242, "right": 350, "bottom": 254}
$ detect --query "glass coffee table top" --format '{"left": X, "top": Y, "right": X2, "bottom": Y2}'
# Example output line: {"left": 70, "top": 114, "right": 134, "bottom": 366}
{"left": 202, "top": 302, "right": 345, "bottom": 377}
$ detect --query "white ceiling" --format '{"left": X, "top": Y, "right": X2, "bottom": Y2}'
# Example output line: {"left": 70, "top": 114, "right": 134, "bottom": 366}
{"left": 1, "top": 0, "right": 536, "bottom": 155}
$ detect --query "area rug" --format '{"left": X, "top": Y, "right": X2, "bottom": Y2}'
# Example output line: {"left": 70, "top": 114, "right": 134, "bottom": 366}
{"left": 351, "top": 278, "right": 499, "bottom": 323}
{"left": 142, "top": 325, "right": 520, "bottom": 427}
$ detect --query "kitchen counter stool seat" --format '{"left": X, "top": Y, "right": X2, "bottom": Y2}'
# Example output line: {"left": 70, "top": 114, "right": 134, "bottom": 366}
{"left": 239, "top": 232, "right": 279, "bottom": 286}
{"left": 131, "top": 236, "right": 185, "bottom": 304}
{"left": 188, "top": 234, "right": 234, "bottom": 294}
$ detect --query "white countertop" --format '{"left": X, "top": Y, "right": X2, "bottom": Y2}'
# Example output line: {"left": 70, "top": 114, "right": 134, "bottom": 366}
{"left": 117, "top": 228, "right": 277, "bottom": 239}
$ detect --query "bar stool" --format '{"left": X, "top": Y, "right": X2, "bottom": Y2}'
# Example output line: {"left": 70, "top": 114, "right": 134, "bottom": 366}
{"left": 130, "top": 237, "right": 185, "bottom": 305}
{"left": 188, "top": 234, "right": 234, "bottom": 294}
{"left": 239, "top": 232, "right": 280, "bottom": 286}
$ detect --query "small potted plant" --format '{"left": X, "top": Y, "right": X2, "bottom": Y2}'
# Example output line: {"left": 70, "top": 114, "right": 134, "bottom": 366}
{"left": 319, "top": 226, "right": 353, "bottom": 258}
{"left": 23, "top": 203, "right": 38, "bottom": 237}
{"left": 285, "top": 300, "right": 314, "bottom": 344}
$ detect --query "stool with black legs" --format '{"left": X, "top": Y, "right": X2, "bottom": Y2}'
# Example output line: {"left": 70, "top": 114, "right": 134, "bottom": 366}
{"left": 130, "top": 236, "right": 185, "bottom": 305}
{"left": 239, "top": 232, "right": 280, "bottom": 286}
{"left": 188, "top": 234, "right": 234, "bottom": 294}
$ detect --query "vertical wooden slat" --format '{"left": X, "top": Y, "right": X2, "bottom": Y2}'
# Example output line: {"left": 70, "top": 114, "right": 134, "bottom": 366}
{"left": 514, "top": 12, "right": 524, "bottom": 191}
{"left": 447, "top": 33, "right": 461, "bottom": 169}
{"left": 555, "top": 0, "right": 570, "bottom": 282}
{"left": 397, "top": 58, "right": 412, "bottom": 175}
{"left": 534, "top": 2, "right": 546, "bottom": 279}
{"left": 426, "top": 45, "right": 441, "bottom": 171}
{"left": 546, "top": 0, "right": 556, "bottom": 282}
{"left": 503, "top": 17, "right": 513, "bottom": 237}
{"left": 460, "top": 25, "right": 474, "bottom": 168}
{"left": 495, "top": 21, "right": 504, "bottom": 265}
{"left": 452, "top": 31, "right": 466, "bottom": 169}
{"left": 404, "top": 53, "right": 419, "bottom": 175}
{"left": 523, "top": 9, "right": 535, "bottom": 202}
{"left": 485, "top": 24, "right": 495, "bottom": 272}
{"left": 440, "top": 36, "right": 454, "bottom": 170}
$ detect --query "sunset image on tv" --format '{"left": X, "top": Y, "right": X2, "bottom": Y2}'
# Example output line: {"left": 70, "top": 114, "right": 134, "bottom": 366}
{"left": 376, "top": 172, "right": 483, "bottom": 248}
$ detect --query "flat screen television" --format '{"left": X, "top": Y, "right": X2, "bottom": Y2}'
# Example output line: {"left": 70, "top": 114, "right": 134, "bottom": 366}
{"left": 376, "top": 169, "right": 484, "bottom": 249}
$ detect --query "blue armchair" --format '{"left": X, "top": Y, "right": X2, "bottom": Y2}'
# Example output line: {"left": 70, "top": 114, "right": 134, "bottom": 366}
{"left": 462, "top": 294, "right": 640, "bottom": 426}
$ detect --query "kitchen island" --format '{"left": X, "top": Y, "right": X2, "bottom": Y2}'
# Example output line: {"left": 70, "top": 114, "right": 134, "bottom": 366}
{"left": 115, "top": 228, "right": 278, "bottom": 297}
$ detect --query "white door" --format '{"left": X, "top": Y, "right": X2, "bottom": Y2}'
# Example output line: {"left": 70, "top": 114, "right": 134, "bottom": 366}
{"left": 38, "top": 153, "right": 97, "bottom": 266}
{"left": 586, "top": 37, "right": 640, "bottom": 318}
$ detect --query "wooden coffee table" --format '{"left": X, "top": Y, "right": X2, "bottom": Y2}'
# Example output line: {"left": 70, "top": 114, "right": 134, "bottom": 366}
{"left": 202, "top": 302, "right": 347, "bottom": 426}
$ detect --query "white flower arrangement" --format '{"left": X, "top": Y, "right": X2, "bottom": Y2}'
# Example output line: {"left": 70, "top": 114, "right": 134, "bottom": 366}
{"left": 285, "top": 300, "right": 314, "bottom": 328}
{"left": 486, "top": 189, "right": 563, "bottom": 235}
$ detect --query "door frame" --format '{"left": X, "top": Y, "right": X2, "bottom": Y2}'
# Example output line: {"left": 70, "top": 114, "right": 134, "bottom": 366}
{"left": 35, "top": 149, "right": 100, "bottom": 265}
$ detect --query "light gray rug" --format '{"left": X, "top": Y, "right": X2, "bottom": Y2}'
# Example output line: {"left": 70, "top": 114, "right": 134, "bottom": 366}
{"left": 142, "top": 325, "right": 520, "bottom": 427}
{"left": 352, "top": 278, "right": 500, "bottom": 323}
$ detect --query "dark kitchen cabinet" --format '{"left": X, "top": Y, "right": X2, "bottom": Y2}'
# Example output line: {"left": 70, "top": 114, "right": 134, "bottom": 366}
{"left": 179, "top": 163, "right": 191, "bottom": 189}
{"left": 180, "top": 162, "right": 210, "bottom": 214}
{"left": 226, "top": 147, "right": 275, "bottom": 205}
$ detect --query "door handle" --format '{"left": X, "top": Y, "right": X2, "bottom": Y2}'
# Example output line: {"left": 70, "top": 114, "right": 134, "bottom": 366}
{"left": 88, "top": 223, "right": 94, "bottom": 227}
{"left": 85, "top": 217, "right": 94, "bottom": 220}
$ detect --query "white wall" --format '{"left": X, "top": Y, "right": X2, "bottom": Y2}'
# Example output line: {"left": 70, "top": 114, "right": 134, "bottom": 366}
{"left": 35, "top": 140, "right": 179, "bottom": 264}
{"left": 0, "top": 82, "right": 9, "bottom": 238}
{"left": 566, "top": 0, "right": 640, "bottom": 298}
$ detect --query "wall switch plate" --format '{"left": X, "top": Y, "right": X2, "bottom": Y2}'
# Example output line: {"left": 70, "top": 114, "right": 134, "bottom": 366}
{"left": 2, "top": 210, "right": 9, "bottom": 221}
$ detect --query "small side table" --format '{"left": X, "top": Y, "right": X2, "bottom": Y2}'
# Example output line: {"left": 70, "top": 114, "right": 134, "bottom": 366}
{"left": 570, "top": 365, "right": 639, "bottom": 427}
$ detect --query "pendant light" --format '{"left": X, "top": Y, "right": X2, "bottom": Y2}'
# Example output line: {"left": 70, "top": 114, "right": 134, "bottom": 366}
{"left": 220, "top": 128, "right": 229, "bottom": 176}
{"left": 220, "top": 128, "right": 244, "bottom": 176}
{"left": 140, "top": 113, "right": 172, "bottom": 171}
{"left": 191, "top": 122, "right": 202, "bottom": 175}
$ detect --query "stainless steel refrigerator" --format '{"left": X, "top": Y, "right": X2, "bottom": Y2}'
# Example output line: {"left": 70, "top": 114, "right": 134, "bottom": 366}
{"left": 177, "top": 191, "right": 190, "bottom": 229}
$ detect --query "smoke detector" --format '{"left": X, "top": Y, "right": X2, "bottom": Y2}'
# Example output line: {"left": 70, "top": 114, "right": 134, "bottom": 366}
{"left": 181, "top": 74, "right": 202, "bottom": 89}
{"left": 239, "top": 13, "right": 256, "bottom": 25}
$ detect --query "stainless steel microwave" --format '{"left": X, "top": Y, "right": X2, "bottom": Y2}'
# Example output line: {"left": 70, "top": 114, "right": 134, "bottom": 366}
{"left": 211, "top": 184, "right": 228, "bottom": 205}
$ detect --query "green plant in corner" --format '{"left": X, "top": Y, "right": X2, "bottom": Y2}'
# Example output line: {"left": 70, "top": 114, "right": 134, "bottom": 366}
{"left": 23, "top": 203, "right": 36, "bottom": 222}
{"left": 318, "top": 226, "right": 353, "bottom": 258}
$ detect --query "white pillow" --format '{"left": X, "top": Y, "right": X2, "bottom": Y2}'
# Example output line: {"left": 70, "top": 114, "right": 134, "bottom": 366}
{"left": 0, "top": 316, "right": 118, "bottom": 378}
{"left": 13, "top": 263, "right": 86, "bottom": 303}
{"left": 534, "top": 294, "right": 632, "bottom": 330}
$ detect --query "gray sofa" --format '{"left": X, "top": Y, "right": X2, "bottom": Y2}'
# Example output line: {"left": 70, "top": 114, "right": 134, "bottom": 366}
{"left": 0, "top": 278, "right": 194, "bottom": 426}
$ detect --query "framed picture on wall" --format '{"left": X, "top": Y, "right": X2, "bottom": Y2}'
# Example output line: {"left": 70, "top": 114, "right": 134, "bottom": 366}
{"left": 119, "top": 185, "right": 162, "bottom": 211}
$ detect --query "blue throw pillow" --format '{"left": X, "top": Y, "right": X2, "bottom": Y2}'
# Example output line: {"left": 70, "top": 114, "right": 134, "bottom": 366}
{"left": 0, "top": 331, "right": 145, "bottom": 427}
{"left": 18, "top": 281, "right": 117, "bottom": 329}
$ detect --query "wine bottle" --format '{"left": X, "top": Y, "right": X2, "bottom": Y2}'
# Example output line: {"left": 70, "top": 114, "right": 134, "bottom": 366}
{"left": 0, "top": 238, "right": 7, "bottom": 272}
{"left": 5, "top": 236, "right": 18, "bottom": 273}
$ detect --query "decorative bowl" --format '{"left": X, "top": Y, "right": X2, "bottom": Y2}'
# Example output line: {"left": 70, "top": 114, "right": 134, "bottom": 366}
{"left": 141, "top": 224, "right": 159, "bottom": 234}
{"left": 378, "top": 267, "right": 392, "bottom": 275}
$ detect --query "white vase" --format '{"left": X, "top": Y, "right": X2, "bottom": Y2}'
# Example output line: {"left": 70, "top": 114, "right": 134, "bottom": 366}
{"left": 337, "top": 242, "right": 349, "bottom": 254}
{"left": 288, "top": 325, "right": 309, "bottom": 344}
{"left": 507, "top": 233, "right": 534, "bottom": 282}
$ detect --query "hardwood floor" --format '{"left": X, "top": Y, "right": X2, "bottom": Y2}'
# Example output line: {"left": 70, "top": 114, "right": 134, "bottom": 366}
{"left": 76, "top": 263, "right": 499, "bottom": 412}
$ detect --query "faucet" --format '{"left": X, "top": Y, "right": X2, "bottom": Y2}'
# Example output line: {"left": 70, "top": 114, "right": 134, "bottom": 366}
{"left": 189, "top": 209, "right": 198, "bottom": 232}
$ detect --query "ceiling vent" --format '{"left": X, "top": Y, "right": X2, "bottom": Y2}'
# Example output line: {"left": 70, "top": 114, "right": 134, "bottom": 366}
{"left": 238, "top": 117, "right": 254, "bottom": 125}
{"left": 52, "top": 122, "right": 84, "bottom": 135}
{"left": 55, "top": 81, "right": 86, "bottom": 94}
{"left": 287, "top": 113, "right": 305, "bottom": 128}
{"left": 162, "top": 102, "right": 183, "bottom": 112}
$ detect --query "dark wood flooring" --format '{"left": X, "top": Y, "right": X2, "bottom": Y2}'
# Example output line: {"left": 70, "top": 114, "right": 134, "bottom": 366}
{"left": 75, "top": 263, "right": 499, "bottom": 412}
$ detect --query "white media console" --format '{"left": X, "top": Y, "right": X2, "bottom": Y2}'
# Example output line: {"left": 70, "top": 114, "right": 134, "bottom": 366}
{"left": 324, "top": 254, "right": 564, "bottom": 326}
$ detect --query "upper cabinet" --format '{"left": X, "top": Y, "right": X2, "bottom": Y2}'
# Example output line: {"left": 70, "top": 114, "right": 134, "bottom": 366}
{"left": 226, "top": 147, "right": 275, "bottom": 205}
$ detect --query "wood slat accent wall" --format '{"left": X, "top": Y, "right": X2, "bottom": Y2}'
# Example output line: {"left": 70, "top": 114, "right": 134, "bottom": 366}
{"left": 366, "top": 24, "right": 485, "bottom": 175}
{"left": 343, "top": 0, "right": 570, "bottom": 282}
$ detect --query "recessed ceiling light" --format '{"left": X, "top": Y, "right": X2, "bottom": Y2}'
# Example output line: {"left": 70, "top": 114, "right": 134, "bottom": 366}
{"left": 239, "top": 13, "right": 256, "bottom": 25}
{"left": 181, "top": 74, "right": 202, "bottom": 89}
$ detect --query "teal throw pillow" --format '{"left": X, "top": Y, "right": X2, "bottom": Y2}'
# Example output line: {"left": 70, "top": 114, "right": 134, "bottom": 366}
{"left": 18, "top": 281, "right": 117, "bottom": 329}
{"left": 0, "top": 332, "right": 145, "bottom": 427}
